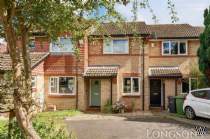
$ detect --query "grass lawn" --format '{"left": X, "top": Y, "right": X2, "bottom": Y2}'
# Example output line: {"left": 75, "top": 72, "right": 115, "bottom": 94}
{"left": 35, "top": 109, "right": 81, "bottom": 122}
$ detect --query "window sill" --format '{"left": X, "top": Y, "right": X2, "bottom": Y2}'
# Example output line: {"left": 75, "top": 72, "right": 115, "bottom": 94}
{"left": 102, "top": 53, "right": 129, "bottom": 55}
{"left": 161, "top": 54, "right": 188, "bottom": 57}
{"left": 48, "top": 94, "right": 76, "bottom": 98}
{"left": 50, "top": 52, "right": 74, "bottom": 55}
{"left": 122, "top": 93, "right": 141, "bottom": 97}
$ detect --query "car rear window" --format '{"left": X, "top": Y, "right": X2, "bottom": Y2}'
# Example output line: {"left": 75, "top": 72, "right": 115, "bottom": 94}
{"left": 191, "top": 90, "right": 209, "bottom": 99}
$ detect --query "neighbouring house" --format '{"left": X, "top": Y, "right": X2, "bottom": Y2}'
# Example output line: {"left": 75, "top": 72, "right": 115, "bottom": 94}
{"left": 0, "top": 51, "right": 49, "bottom": 109}
{"left": 0, "top": 22, "right": 204, "bottom": 111}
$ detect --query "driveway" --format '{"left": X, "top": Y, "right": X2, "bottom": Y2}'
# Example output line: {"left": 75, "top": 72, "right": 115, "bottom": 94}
{"left": 66, "top": 113, "right": 210, "bottom": 139}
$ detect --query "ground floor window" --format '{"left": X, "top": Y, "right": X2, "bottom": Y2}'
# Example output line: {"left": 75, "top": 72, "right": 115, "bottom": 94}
{"left": 32, "top": 76, "right": 36, "bottom": 88}
{"left": 49, "top": 77, "right": 75, "bottom": 94}
{"left": 123, "top": 77, "right": 140, "bottom": 94}
{"left": 182, "top": 78, "right": 198, "bottom": 93}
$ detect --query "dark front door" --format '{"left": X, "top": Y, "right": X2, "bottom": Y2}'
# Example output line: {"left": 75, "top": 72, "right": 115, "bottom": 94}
{"left": 150, "top": 79, "right": 161, "bottom": 107}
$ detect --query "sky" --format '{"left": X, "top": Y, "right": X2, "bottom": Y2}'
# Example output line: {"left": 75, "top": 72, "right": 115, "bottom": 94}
{"left": 113, "top": 0, "right": 210, "bottom": 26}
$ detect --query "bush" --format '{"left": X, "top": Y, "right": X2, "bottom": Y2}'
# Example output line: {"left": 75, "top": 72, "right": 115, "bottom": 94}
{"left": 112, "top": 101, "right": 127, "bottom": 113}
{"left": 0, "top": 119, "right": 70, "bottom": 139}
{"left": 102, "top": 100, "right": 112, "bottom": 113}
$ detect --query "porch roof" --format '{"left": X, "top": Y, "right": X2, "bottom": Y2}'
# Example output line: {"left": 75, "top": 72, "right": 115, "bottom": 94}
{"left": 148, "top": 67, "right": 182, "bottom": 78}
{"left": 83, "top": 66, "right": 118, "bottom": 77}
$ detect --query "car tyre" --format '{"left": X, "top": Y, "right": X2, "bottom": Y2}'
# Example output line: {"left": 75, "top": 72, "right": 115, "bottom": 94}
{"left": 185, "top": 106, "right": 196, "bottom": 120}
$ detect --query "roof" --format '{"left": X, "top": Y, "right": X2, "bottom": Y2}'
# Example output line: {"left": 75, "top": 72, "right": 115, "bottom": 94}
{"left": 92, "top": 22, "right": 150, "bottom": 36}
{"left": 92, "top": 22, "right": 204, "bottom": 38}
{"left": 0, "top": 52, "right": 49, "bottom": 71}
{"left": 84, "top": 66, "right": 118, "bottom": 77}
{"left": 148, "top": 24, "right": 204, "bottom": 38}
{"left": 148, "top": 67, "right": 182, "bottom": 78}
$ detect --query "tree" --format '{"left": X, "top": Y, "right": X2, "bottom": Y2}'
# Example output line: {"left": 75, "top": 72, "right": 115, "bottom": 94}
{"left": 0, "top": 0, "right": 178, "bottom": 138}
{"left": 198, "top": 6, "right": 210, "bottom": 83}
{"left": 0, "top": 1, "right": 124, "bottom": 138}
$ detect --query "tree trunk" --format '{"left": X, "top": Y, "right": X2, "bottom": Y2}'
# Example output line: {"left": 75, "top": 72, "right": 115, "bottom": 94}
{"left": 8, "top": 110, "right": 15, "bottom": 139}
{"left": 3, "top": 18, "right": 41, "bottom": 139}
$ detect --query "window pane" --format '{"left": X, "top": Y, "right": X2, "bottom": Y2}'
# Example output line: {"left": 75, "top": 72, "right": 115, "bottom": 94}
{"left": 103, "top": 39, "right": 112, "bottom": 53}
{"left": 50, "top": 78, "right": 58, "bottom": 93}
{"left": 132, "top": 78, "right": 139, "bottom": 93}
{"left": 171, "top": 41, "right": 178, "bottom": 54}
{"left": 28, "top": 40, "right": 35, "bottom": 48}
{"left": 180, "top": 42, "right": 186, "bottom": 54}
{"left": 32, "top": 76, "right": 36, "bottom": 88}
{"left": 192, "top": 91, "right": 208, "bottom": 99}
{"left": 59, "top": 77, "right": 75, "bottom": 94}
{"left": 191, "top": 78, "right": 198, "bottom": 90}
{"left": 113, "top": 40, "right": 129, "bottom": 54}
{"left": 123, "top": 78, "right": 131, "bottom": 93}
{"left": 182, "top": 79, "right": 189, "bottom": 93}
{"left": 163, "top": 42, "right": 170, "bottom": 54}
{"left": 51, "top": 37, "right": 73, "bottom": 52}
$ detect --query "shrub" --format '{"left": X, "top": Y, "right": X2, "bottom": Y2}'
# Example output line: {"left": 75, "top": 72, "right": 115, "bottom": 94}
{"left": 112, "top": 101, "right": 127, "bottom": 113}
{"left": 0, "top": 119, "right": 70, "bottom": 139}
{"left": 102, "top": 100, "right": 112, "bottom": 113}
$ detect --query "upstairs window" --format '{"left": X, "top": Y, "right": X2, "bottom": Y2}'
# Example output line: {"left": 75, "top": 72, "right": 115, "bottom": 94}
{"left": 50, "top": 37, "right": 73, "bottom": 53}
{"left": 162, "top": 41, "right": 187, "bottom": 55}
{"left": 103, "top": 38, "right": 129, "bottom": 54}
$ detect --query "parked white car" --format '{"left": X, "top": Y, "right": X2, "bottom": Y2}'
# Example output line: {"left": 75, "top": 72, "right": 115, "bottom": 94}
{"left": 183, "top": 88, "right": 210, "bottom": 119}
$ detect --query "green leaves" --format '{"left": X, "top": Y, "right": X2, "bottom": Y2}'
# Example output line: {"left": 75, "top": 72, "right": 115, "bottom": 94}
{"left": 198, "top": 6, "right": 210, "bottom": 82}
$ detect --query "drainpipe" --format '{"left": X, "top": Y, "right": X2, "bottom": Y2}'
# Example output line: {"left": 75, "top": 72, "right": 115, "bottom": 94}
{"left": 142, "top": 40, "right": 145, "bottom": 111}
{"left": 110, "top": 78, "right": 113, "bottom": 105}
{"left": 76, "top": 59, "right": 79, "bottom": 109}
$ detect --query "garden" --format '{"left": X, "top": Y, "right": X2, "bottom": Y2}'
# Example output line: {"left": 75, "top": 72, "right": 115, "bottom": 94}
{"left": 0, "top": 110, "right": 80, "bottom": 139}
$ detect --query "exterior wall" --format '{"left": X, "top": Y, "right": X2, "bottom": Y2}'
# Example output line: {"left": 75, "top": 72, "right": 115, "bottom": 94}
{"left": 31, "top": 35, "right": 201, "bottom": 111}
{"left": 78, "top": 77, "right": 86, "bottom": 111}
{"left": 32, "top": 61, "right": 45, "bottom": 109}
{"left": 88, "top": 38, "right": 142, "bottom": 111}
{"left": 100, "top": 79, "right": 111, "bottom": 111}
{"left": 164, "top": 79, "right": 176, "bottom": 109}
{"left": 33, "top": 37, "right": 85, "bottom": 110}
{"left": 44, "top": 75, "right": 76, "bottom": 110}
{"left": 148, "top": 40, "right": 199, "bottom": 71}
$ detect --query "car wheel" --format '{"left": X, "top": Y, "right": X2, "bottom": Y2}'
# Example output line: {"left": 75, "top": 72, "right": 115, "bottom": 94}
{"left": 185, "top": 106, "right": 196, "bottom": 119}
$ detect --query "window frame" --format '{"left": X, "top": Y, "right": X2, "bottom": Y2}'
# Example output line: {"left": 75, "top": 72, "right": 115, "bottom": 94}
{"left": 162, "top": 40, "right": 188, "bottom": 56}
{"left": 191, "top": 90, "right": 209, "bottom": 100}
{"left": 181, "top": 77, "right": 198, "bottom": 94}
{"left": 103, "top": 38, "right": 129, "bottom": 54}
{"left": 122, "top": 77, "right": 141, "bottom": 96}
{"left": 49, "top": 76, "right": 76, "bottom": 95}
{"left": 50, "top": 37, "right": 74, "bottom": 53}
{"left": 31, "top": 76, "right": 37, "bottom": 89}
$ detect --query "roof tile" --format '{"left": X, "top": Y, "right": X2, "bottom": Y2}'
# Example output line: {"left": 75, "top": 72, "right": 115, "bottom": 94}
{"left": 84, "top": 66, "right": 118, "bottom": 77}
{"left": 0, "top": 52, "right": 49, "bottom": 71}
{"left": 149, "top": 67, "right": 182, "bottom": 78}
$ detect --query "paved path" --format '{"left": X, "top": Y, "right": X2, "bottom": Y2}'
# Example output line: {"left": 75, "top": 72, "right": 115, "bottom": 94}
{"left": 66, "top": 113, "right": 210, "bottom": 139}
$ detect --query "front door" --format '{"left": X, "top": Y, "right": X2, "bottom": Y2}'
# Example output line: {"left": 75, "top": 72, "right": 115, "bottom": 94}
{"left": 150, "top": 79, "right": 161, "bottom": 107}
{"left": 90, "top": 79, "right": 101, "bottom": 106}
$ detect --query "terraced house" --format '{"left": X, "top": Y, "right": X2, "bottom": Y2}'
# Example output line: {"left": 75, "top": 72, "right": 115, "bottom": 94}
{"left": 0, "top": 22, "right": 203, "bottom": 111}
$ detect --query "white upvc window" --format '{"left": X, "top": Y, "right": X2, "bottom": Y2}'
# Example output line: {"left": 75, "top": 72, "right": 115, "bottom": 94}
{"left": 123, "top": 77, "right": 140, "bottom": 95}
{"left": 103, "top": 38, "right": 129, "bottom": 54}
{"left": 162, "top": 40, "right": 188, "bottom": 55}
{"left": 181, "top": 78, "right": 198, "bottom": 94}
{"left": 50, "top": 37, "right": 73, "bottom": 53}
{"left": 32, "top": 76, "right": 36, "bottom": 89}
{"left": 49, "top": 76, "right": 76, "bottom": 95}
